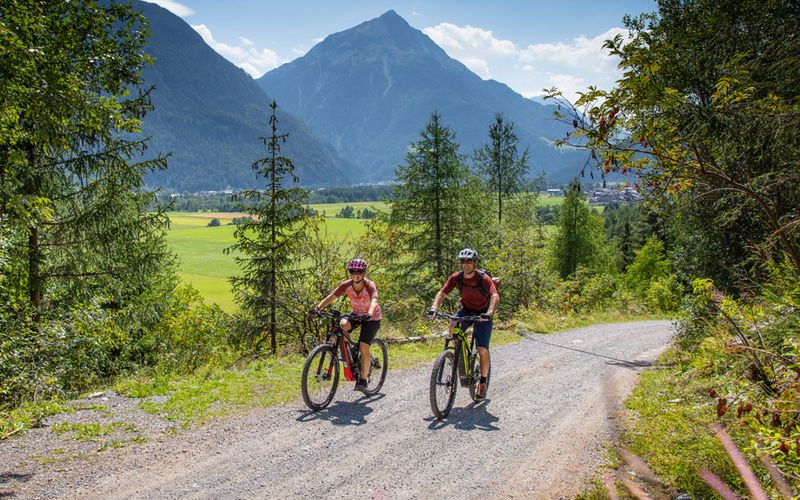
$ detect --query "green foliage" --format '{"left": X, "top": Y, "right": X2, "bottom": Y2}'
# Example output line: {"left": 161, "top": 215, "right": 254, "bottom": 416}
{"left": 391, "top": 112, "right": 486, "bottom": 281}
{"left": 472, "top": 113, "right": 530, "bottom": 226}
{"left": 483, "top": 192, "right": 556, "bottom": 313}
{"left": 207, "top": 218, "right": 221, "bottom": 227}
{"left": 0, "top": 300, "right": 127, "bottom": 407}
{"left": 674, "top": 262, "right": 800, "bottom": 482}
{"left": 551, "top": 182, "right": 611, "bottom": 278}
{"left": 130, "top": 285, "right": 232, "bottom": 374}
{"left": 226, "top": 100, "right": 309, "bottom": 354}
{"left": 548, "top": 0, "right": 800, "bottom": 284}
{"left": 1, "top": 0, "right": 176, "bottom": 315}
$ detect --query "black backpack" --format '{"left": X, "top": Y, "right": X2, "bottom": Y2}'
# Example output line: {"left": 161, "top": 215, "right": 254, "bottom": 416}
{"left": 457, "top": 270, "right": 499, "bottom": 297}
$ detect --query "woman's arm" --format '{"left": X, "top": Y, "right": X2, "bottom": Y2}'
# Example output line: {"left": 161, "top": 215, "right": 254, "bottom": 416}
{"left": 316, "top": 292, "right": 338, "bottom": 310}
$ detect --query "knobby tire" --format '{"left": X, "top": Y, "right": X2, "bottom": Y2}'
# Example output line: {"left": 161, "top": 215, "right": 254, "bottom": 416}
{"left": 301, "top": 343, "right": 339, "bottom": 411}
{"left": 429, "top": 350, "right": 457, "bottom": 419}
{"left": 364, "top": 338, "right": 388, "bottom": 395}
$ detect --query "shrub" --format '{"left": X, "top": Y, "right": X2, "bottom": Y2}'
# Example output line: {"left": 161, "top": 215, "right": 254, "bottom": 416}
{"left": 0, "top": 300, "right": 127, "bottom": 407}
{"left": 207, "top": 218, "right": 221, "bottom": 227}
{"left": 131, "top": 285, "right": 232, "bottom": 373}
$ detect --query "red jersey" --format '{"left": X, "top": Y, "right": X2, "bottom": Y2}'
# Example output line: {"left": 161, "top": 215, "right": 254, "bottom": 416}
{"left": 441, "top": 271, "right": 497, "bottom": 313}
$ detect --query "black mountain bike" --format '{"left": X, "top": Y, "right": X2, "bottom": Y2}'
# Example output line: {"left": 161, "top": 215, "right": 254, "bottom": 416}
{"left": 301, "top": 310, "right": 388, "bottom": 411}
{"left": 429, "top": 310, "right": 491, "bottom": 419}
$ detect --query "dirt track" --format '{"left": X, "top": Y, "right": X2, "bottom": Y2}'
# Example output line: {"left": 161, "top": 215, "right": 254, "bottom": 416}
{"left": 1, "top": 321, "right": 673, "bottom": 499}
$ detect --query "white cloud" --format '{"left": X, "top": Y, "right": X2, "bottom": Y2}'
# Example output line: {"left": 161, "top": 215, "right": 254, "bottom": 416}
{"left": 142, "top": 0, "right": 194, "bottom": 17}
{"left": 192, "top": 24, "right": 280, "bottom": 78}
{"left": 462, "top": 58, "right": 491, "bottom": 79}
{"left": 239, "top": 37, "right": 254, "bottom": 47}
{"left": 514, "top": 28, "right": 630, "bottom": 102}
{"left": 424, "top": 22, "right": 516, "bottom": 58}
{"left": 518, "top": 28, "right": 627, "bottom": 74}
{"left": 423, "top": 22, "right": 516, "bottom": 80}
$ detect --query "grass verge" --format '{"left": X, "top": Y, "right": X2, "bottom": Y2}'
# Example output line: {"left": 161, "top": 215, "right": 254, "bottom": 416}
{"left": 114, "top": 326, "right": 526, "bottom": 426}
{"left": 579, "top": 347, "right": 769, "bottom": 498}
{"left": 517, "top": 309, "right": 672, "bottom": 334}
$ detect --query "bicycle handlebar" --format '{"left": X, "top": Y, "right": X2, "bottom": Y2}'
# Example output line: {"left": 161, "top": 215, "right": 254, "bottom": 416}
{"left": 312, "top": 309, "right": 349, "bottom": 319}
{"left": 429, "top": 310, "right": 486, "bottom": 322}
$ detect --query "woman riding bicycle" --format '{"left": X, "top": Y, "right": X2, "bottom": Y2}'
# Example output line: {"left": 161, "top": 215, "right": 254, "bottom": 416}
{"left": 313, "top": 258, "right": 382, "bottom": 393}
{"left": 429, "top": 248, "right": 499, "bottom": 400}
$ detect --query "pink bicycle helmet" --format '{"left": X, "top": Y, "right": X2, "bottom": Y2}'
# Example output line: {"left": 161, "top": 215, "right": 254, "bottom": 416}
{"left": 346, "top": 258, "right": 367, "bottom": 272}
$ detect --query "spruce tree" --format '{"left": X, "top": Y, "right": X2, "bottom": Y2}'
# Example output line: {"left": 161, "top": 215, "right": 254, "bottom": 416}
{"left": 0, "top": 0, "right": 174, "bottom": 319}
{"left": 227, "top": 101, "right": 308, "bottom": 354}
{"left": 391, "top": 112, "right": 471, "bottom": 280}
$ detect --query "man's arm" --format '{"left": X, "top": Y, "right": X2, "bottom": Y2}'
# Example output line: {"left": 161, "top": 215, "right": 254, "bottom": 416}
{"left": 486, "top": 292, "right": 499, "bottom": 316}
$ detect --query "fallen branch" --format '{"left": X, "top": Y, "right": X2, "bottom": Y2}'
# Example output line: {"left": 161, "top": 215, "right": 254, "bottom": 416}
{"left": 384, "top": 332, "right": 449, "bottom": 344}
{"left": 0, "top": 426, "right": 24, "bottom": 441}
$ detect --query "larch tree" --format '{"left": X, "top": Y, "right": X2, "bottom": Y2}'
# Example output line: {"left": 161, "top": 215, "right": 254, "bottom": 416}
{"left": 472, "top": 113, "right": 529, "bottom": 226}
{"left": 391, "top": 112, "right": 474, "bottom": 281}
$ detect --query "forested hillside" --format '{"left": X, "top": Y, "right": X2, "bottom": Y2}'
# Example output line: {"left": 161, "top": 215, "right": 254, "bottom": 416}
{"left": 133, "top": 0, "right": 354, "bottom": 190}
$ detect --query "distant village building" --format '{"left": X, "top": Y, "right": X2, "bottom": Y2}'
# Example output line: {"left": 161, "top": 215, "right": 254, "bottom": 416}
{"left": 545, "top": 188, "right": 564, "bottom": 197}
{"left": 587, "top": 187, "right": 642, "bottom": 205}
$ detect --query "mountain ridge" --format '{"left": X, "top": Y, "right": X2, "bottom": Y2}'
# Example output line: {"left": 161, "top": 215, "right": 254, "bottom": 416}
{"left": 132, "top": 0, "right": 355, "bottom": 191}
{"left": 258, "top": 9, "right": 588, "bottom": 184}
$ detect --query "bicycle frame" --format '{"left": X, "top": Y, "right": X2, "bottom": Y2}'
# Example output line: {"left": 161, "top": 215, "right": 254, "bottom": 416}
{"left": 437, "top": 313, "right": 481, "bottom": 387}
{"left": 321, "top": 311, "right": 360, "bottom": 382}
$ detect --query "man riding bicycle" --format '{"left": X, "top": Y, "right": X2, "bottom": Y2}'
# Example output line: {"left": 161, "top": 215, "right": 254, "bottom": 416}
{"left": 314, "top": 258, "right": 382, "bottom": 394}
{"left": 428, "top": 248, "right": 499, "bottom": 400}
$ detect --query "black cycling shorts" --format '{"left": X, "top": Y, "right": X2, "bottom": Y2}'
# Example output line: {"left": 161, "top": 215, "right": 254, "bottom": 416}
{"left": 355, "top": 319, "right": 381, "bottom": 345}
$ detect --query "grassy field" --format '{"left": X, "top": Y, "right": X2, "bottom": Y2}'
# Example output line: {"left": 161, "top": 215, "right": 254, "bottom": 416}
{"left": 166, "top": 196, "right": 570, "bottom": 311}
{"left": 165, "top": 211, "right": 369, "bottom": 311}
{"left": 307, "top": 201, "right": 388, "bottom": 216}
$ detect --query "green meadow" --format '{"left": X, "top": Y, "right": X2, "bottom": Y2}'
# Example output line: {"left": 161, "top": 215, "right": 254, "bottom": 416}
{"left": 165, "top": 211, "right": 371, "bottom": 311}
{"left": 166, "top": 197, "right": 564, "bottom": 311}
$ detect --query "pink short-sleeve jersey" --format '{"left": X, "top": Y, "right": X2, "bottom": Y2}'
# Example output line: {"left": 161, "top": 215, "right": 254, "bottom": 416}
{"left": 332, "top": 278, "right": 382, "bottom": 320}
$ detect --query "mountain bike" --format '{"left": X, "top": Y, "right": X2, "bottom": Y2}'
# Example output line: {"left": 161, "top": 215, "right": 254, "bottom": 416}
{"left": 301, "top": 309, "right": 388, "bottom": 411}
{"left": 428, "top": 310, "right": 491, "bottom": 419}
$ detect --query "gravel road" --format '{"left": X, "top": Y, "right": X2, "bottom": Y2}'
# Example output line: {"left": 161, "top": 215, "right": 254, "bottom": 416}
{"left": 2, "top": 320, "right": 674, "bottom": 499}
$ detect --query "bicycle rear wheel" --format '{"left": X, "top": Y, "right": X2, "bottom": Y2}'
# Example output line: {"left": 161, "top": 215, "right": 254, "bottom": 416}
{"left": 364, "top": 339, "right": 388, "bottom": 395}
{"left": 469, "top": 355, "right": 491, "bottom": 402}
{"left": 301, "top": 344, "right": 339, "bottom": 411}
{"left": 429, "top": 350, "right": 457, "bottom": 419}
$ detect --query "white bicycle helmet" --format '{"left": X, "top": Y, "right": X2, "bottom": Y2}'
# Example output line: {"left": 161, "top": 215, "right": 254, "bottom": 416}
{"left": 457, "top": 248, "right": 479, "bottom": 261}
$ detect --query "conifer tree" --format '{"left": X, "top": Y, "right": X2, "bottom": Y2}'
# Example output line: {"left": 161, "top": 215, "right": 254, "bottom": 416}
{"left": 0, "top": 0, "right": 174, "bottom": 319}
{"left": 227, "top": 101, "right": 308, "bottom": 354}
{"left": 472, "top": 113, "right": 529, "bottom": 225}
{"left": 552, "top": 181, "right": 605, "bottom": 278}
{"left": 391, "top": 112, "right": 472, "bottom": 280}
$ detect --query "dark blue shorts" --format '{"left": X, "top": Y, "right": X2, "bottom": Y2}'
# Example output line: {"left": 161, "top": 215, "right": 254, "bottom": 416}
{"left": 456, "top": 309, "right": 492, "bottom": 349}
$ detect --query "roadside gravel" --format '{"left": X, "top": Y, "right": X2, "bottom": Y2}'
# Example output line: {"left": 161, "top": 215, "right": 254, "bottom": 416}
{"left": 1, "top": 320, "right": 674, "bottom": 499}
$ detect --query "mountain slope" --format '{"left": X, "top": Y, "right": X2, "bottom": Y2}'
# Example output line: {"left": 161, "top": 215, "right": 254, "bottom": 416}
{"left": 258, "top": 10, "right": 587, "bottom": 184}
{"left": 133, "top": 0, "right": 354, "bottom": 191}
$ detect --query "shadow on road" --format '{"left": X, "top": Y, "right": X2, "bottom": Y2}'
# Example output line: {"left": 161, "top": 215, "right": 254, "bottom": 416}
{"left": 0, "top": 471, "right": 33, "bottom": 498}
{"left": 295, "top": 393, "right": 386, "bottom": 426}
{"left": 425, "top": 402, "right": 500, "bottom": 432}
{"left": 524, "top": 334, "right": 657, "bottom": 368}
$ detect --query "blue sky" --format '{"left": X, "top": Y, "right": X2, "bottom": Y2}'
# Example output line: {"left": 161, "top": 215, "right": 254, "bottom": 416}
{"left": 143, "top": 0, "right": 656, "bottom": 102}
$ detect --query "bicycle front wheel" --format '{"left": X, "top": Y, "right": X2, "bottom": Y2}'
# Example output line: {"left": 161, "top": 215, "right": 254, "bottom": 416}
{"left": 364, "top": 339, "right": 388, "bottom": 395}
{"left": 429, "top": 350, "right": 457, "bottom": 419}
{"left": 301, "top": 344, "right": 339, "bottom": 411}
